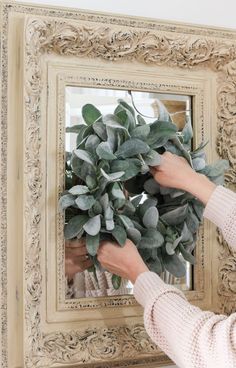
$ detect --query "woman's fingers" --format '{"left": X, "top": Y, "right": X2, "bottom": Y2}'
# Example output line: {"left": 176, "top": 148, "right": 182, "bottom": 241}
{"left": 65, "top": 238, "right": 86, "bottom": 248}
{"left": 66, "top": 246, "right": 88, "bottom": 257}
{"left": 82, "top": 259, "right": 93, "bottom": 269}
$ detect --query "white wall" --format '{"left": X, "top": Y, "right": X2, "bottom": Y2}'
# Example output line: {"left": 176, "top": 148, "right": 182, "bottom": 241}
{"left": 14, "top": 1, "right": 236, "bottom": 367}
{"left": 15, "top": 0, "right": 236, "bottom": 29}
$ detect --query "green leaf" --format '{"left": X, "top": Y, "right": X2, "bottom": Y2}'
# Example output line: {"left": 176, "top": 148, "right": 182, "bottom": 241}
{"left": 126, "top": 227, "right": 142, "bottom": 244}
{"left": 75, "top": 126, "right": 88, "bottom": 148}
{"left": 112, "top": 274, "right": 122, "bottom": 290}
{"left": 92, "top": 201, "right": 103, "bottom": 215}
{"left": 121, "top": 158, "right": 142, "bottom": 181}
{"left": 112, "top": 225, "right": 127, "bottom": 246}
{"left": 59, "top": 193, "right": 75, "bottom": 211}
{"left": 139, "top": 198, "right": 158, "bottom": 218}
{"left": 105, "top": 206, "right": 114, "bottom": 231}
{"left": 111, "top": 183, "right": 126, "bottom": 199}
{"left": 86, "top": 175, "right": 97, "bottom": 190}
{"left": 64, "top": 215, "right": 88, "bottom": 240}
{"left": 110, "top": 159, "right": 129, "bottom": 173}
{"left": 162, "top": 252, "right": 186, "bottom": 278}
{"left": 68, "top": 185, "right": 89, "bottom": 195}
{"left": 82, "top": 104, "right": 101, "bottom": 125}
{"left": 148, "top": 258, "right": 163, "bottom": 274}
{"left": 85, "top": 134, "right": 101, "bottom": 151}
{"left": 155, "top": 98, "right": 172, "bottom": 122}
{"left": 66, "top": 124, "right": 86, "bottom": 133}
{"left": 80, "top": 162, "right": 96, "bottom": 182}
{"left": 77, "top": 125, "right": 94, "bottom": 148}
{"left": 100, "top": 168, "right": 125, "bottom": 182}
{"left": 170, "top": 136, "right": 193, "bottom": 166}
{"left": 118, "top": 99, "right": 135, "bottom": 117}
{"left": 74, "top": 149, "right": 95, "bottom": 165}
{"left": 114, "top": 104, "right": 134, "bottom": 130}
{"left": 71, "top": 153, "right": 83, "bottom": 178}
{"left": 166, "top": 242, "right": 175, "bottom": 255}
{"left": 75, "top": 195, "right": 96, "bottom": 210}
{"left": 130, "top": 125, "right": 150, "bottom": 139}
{"left": 144, "top": 150, "right": 162, "bottom": 166}
{"left": 116, "top": 138, "right": 150, "bottom": 158}
{"left": 100, "top": 193, "right": 109, "bottom": 210}
{"left": 118, "top": 215, "right": 134, "bottom": 229}
{"left": 192, "top": 200, "right": 204, "bottom": 221}
{"left": 137, "top": 115, "right": 146, "bottom": 125}
{"left": 138, "top": 231, "right": 164, "bottom": 249}
{"left": 182, "top": 117, "right": 193, "bottom": 144}
{"left": 103, "top": 114, "right": 128, "bottom": 131}
{"left": 114, "top": 198, "right": 126, "bottom": 209}
{"left": 165, "top": 235, "right": 182, "bottom": 255}
{"left": 143, "top": 207, "right": 159, "bottom": 228}
{"left": 186, "top": 207, "right": 199, "bottom": 233}
{"left": 131, "top": 194, "right": 143, "bottom": 207}
{"left": 106, "top": 126, "right": 117, "bottom": 151}
{"left": 93, "top": 120, "right": 107, "bottom": 141}
{"left": 83, "top": 215, "right": 101, "bottom": 236}
{"left": 192, "top": 157, "right": 206, "bottom": 171}
{"left": 179, "top": 244, "right": 196, "bottom": 264}
{"left": 143, "top": 178, "right": 160, "bottom": 195}
{"left": 181, "top": 222, "right": 193, "bottom": 243}
{"left": 161, "top": 204, "right": 188, "bottom": 226}
{"left": 96, "top": 142, "right": 117, "bottom": 160}
{"left": 86, "top": 233, "right": 100, "bottom": 256}
{"left": 147, "top": 120, "right": 177, "bottom": 146}
{"left": 141, "top": 228, "right": 164, "bottom": 248}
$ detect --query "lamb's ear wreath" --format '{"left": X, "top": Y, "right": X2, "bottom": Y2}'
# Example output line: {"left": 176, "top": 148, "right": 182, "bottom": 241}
{"left": 60, "top": 99, "right": 229, "bottom": 288}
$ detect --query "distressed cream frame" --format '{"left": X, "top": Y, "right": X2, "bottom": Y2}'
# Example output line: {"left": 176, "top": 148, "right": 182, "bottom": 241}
{"left": 1, "top": 2, "right": 236, "bottom": 368}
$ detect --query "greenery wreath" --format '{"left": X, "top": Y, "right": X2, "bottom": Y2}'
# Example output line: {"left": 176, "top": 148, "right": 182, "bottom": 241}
{"left": 60, "top": 96, "right": 229, "bottom": 289}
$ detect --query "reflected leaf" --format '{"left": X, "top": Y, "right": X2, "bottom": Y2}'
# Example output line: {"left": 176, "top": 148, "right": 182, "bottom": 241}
{"left": 82, "top": 104, "right": 101, "bottom": 125}
{"left": 112, "top": 225, "right": 127, "bottom": 246}
{"left": 83, "top": 215, "right": 101, "bottom": 236}
{"left": 64, "top": 215, "right": 88, "bottom": 240}
{"left": 75, "top": 195, "right": 96, "bottom": 210}
{"left": 96, "top": 142, "right": 117, "bottom": 160}
{"left": 59, "top": 193, "right": 75, "bottom": 211}
{"left": 86, "top": 233, "right": 100, "bottom": 256}
{"left": 162, "top": 252, "right": 186, "bottom": 278}
{"left": 115, "top": 138, "right": 150, "bottom": 158}
{"left": 68, "top": 185, "right": 89, "bottom": 195}
{"left": 143, "top": 207, "right": 159, "bottom": 228}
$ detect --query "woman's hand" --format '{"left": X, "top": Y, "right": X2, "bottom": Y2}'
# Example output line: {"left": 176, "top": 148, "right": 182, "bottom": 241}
{"left": 65, "top": 238, "right": 93, "bottom": 280}
{"left": 150, "top": 151, "right": 216, "bottom": 205}
{"left": 97, "top": 239, "right": 148, "bottom": 284}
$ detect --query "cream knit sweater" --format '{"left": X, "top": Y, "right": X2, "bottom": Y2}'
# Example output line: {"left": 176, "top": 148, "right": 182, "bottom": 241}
{"left": 134, "top": 186, "right": 236, "bottom": 368}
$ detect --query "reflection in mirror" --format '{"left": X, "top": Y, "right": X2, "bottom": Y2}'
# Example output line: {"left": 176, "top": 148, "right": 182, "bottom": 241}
{"left": 64, "top": 87, "right": 192, "bottom": 299}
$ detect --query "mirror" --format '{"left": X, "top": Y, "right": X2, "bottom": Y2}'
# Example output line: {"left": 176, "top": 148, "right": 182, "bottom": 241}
{"left": 65, "top": 86, "right": 193, "bottom": 299}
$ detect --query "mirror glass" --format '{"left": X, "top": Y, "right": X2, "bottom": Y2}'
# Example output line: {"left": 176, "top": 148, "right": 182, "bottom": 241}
{"left": 65, "top": 86, "right": 192, "bottom": 299}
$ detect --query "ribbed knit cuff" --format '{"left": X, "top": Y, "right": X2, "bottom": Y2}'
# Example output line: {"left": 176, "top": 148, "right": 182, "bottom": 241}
{"left": 133, "top": 271, "right": 185, "bottom": 308}
{"left": 203, "top": 185, "right": 236, "bottom": 228}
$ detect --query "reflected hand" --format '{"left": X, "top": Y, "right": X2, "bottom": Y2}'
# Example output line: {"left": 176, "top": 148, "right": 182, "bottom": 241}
{"left": 97, "top": 239, "right": 148, "bottom": 284}
{"left": 65, "top": 238, "right": 93, "bottom": 280}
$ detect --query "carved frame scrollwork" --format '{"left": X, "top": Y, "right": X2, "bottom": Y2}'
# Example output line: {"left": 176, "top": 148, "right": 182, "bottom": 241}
{"left": 1, "top": 2, "right": 236, "bottom": 367}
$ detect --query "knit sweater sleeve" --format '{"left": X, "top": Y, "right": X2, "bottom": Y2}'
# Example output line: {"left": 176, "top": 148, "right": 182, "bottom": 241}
{"left": 134, "top": 273, "right": 236, "bottom": 368}
{"left": 203, "top": 185, "right": 236, "bottom": 249}
{"left": 133, "top": 186, "right": 236, "bottom": 368}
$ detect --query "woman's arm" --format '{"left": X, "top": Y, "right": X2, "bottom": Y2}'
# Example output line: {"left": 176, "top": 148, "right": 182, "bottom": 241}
{"left": 151, "top": 152, "right": 236, "bottom": 248}
{"left": 98, "top": 240, "right": 236, "bottom": 368}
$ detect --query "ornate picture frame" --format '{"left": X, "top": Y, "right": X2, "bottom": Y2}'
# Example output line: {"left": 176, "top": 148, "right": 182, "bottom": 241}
{"left": 1, "top": 2, "right": 236, "bottom": 368}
